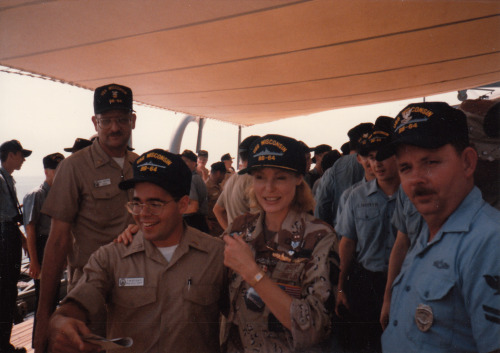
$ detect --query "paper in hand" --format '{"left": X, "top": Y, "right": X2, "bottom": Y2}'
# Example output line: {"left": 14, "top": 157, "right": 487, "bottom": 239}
{"left": 83, "top": 334, "right": 133, "bottom": 350}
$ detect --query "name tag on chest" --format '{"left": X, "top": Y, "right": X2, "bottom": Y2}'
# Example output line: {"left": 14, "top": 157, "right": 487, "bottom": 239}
{"left": 118, "top": 278, "right": 144, "bottom": 287}
{"left": 94, "top": 178, "right": 111, "bottom": 188}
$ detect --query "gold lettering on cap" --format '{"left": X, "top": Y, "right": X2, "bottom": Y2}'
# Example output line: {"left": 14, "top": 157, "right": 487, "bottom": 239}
{"left": 260, "top": 139, "right": 287, "bottom": 153}
{"left": 108, "top": 85, "right": 129, "bottom": 95}
{"left": 145, "top": 152, "right": 172, "bottom": 165}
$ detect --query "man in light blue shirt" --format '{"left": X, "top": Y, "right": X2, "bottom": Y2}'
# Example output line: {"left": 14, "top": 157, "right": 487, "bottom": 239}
{"left": 381, "top": 102, "right": 500, "bottom": 353}
{"left": 314, "top": 122, "right": 372, "bottom": 226}
{"left": 335, "top": 119, "right": 399, "bottom": 352}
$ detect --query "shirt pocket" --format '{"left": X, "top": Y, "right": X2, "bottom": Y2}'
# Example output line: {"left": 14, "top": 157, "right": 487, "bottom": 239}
{"left": 90, "top": 185, "right": 126, "bottom": 222}
{"left": 183, "top": 284, "right": 220, "bottom": 320}
{"left": 416, "top": 276, "right": 455, "bottom": 302}
{"left": 112, "top": 286, "right": 157, "bottom": 308}
{"left": 183, "top": 284, "right": 220, "bottom": 305}
{"left": 411, "top": 275, "right": 456, "bottom": 347}
{"left": 354, "top": 207, "right": 380, "bottom": 221}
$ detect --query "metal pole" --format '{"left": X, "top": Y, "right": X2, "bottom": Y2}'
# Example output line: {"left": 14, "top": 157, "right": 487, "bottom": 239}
{"left": 196, "top": 118, "right": 206, "bottom": 153}
{"left": 169, "top": 115, "right": 197, "bottom": 153}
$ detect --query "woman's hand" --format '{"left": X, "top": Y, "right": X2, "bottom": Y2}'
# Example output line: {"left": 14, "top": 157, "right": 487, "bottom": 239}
{"left": 223, "top": 234, "right": 260, "bottom": 282}
{"left": 114, "top": 224, "right": 139, "bottom": 245}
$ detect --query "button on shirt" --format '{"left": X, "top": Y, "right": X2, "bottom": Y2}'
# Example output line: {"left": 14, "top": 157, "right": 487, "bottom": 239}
{"left": 0, "top": 167, "right": 18, "bottom": 221}
{"left": 382, "top": 187, "right": 500, "bottom": 353}
{"left": 335, "top": 178, "right": 397, "bottom": 273}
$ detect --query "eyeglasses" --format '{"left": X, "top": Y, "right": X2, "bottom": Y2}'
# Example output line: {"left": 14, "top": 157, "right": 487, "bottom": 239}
{"left": 96, "top": 117, "right": 131, "bottom": 129}
{"left": 126, "top": 200, "right": 175, "bottom": 215}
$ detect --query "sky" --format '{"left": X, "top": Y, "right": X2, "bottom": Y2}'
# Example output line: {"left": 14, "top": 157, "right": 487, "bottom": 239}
{"left": 0, "top": 67, "right": 494, "bottom": 189}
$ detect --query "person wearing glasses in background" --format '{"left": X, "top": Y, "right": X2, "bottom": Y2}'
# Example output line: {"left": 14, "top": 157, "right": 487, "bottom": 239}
{"left": 46, "top": 150, "right": 228, "bottom": 353}
{"left": 34, "top": 84, "right": 139, "bottom": 353}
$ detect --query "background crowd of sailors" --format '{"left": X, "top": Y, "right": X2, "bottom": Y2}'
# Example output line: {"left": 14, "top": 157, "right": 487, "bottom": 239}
{"left": 0, "top": 83, "right": 499, "bottom": 353}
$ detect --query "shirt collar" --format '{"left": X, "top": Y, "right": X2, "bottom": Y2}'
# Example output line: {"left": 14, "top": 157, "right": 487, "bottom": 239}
{"left": 438, "top": 186, "right": 483, "bottom": 235}
{"left": 121, "top": 224, "right": 210, "bottom": 263}
{"left": 366, "top": 178, "right": 378, "bottom": 196}
{"left": 91, "top": 139, "right": 135, "bottom": 170}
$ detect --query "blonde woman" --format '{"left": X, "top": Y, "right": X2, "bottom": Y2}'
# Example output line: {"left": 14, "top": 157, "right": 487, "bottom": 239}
{"left": 222, "top": 134, "right": 339, "bottom": 353}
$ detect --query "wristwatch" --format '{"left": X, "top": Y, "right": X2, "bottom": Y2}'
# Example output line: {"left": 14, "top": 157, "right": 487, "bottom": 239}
{"left": 248, "top": 270, "right": 265, "bottom": 287}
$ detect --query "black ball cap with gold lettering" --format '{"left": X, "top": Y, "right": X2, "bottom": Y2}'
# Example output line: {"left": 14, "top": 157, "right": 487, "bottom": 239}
{"left": 94, "top": 83, "right": 133, "bottom": 114}
{"left": 376, "top": 102, "right": 469, "bottom": 161}
{"left": 119, "top": 149, "right": 191, "bottom": 199}
{"left": 239, "top": 134, "right": 306, "bottom": 175}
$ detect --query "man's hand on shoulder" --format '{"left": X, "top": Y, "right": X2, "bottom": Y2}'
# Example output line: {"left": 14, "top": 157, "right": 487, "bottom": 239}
{"left": 114, "top": 223, "right": 139, "bottom": 245}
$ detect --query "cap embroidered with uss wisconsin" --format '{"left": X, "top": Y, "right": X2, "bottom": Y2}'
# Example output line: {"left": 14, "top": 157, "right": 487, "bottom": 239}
{"left": 376, "top": 102, "right": 469, "bottom": 160}
{"left": 239, "top": 134, "right": 306, "bottom": 175}
{"left": 119, "top": 149, "right": 191, "bottom": 198}
{"left": 94, "top": 84, "right": 133, "bottom": 114}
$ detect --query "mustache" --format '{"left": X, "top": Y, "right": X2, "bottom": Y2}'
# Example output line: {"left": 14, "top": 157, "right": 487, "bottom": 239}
{"left": 413, "top": 186, "right": 435, "bottom": 197}
{"left": 108, "top": 132, "right": 124, "bottom": 137}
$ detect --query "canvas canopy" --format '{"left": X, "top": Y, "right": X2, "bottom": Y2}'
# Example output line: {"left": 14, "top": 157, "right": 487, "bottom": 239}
{"left": 1, "top": 0, "right": 499, "bottom": 125}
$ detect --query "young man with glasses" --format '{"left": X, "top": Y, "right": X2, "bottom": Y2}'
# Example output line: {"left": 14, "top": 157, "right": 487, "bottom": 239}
{"left": 34, "top": 84, "right": 139, "bottom": 353}
{"left": 47, "top": 150, "right": 228, "bottom": 353}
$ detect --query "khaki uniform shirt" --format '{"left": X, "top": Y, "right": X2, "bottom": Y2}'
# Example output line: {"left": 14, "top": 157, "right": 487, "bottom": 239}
{"left": 65, "top": 226, "right": 229, "bottom": 353}
{"left": 42, "top": 141, "right": 138, "bottom": 284}
{"left": 222, "top": 210, "right": 339, "bottom": 353}
{"left": 206, "top": 178, "right": 223, "bottom": 236}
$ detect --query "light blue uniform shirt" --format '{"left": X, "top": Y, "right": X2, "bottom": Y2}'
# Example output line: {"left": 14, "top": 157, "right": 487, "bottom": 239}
{"left": 23, "top": 181, "right": 52, "bottom": 235}
{"left": 382, "top": 187, "right": 500, "bottom": 353}
{"left": 335, "top": 178, "right": 397, "bottom": 272}
{"left": 335, "top": 177, "right": 367, "bottom": 227}
{"left": 391, "top": 186, "right": 424, "bottom": 249}
{"left": 314, "top": 154, "right": 364, "bottom": 226}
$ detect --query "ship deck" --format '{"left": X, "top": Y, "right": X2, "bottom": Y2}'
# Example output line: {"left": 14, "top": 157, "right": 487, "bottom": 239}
{"left": 11, "top": 316, "right": 34, "bottom": 353}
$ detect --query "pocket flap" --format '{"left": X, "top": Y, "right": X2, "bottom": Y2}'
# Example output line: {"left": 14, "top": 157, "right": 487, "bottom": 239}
{"left": 113, "top": 287, "right": 157, "bottom": 308}
{"left": 354, "top": 207, "right": 380, "bottom": 220}
{"left": 183, "top": 284, "right": 219, "bottom": 305}
{"left": 416, "top": 276, "right": 454, "bottom": 301}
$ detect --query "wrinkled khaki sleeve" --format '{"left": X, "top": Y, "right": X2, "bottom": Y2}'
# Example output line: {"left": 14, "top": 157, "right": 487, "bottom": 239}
{"left": 63, "top": 244, "right": 115, "bottom": 319}
{"left": 289, "top": 232, "right": 336, "bottom": 350}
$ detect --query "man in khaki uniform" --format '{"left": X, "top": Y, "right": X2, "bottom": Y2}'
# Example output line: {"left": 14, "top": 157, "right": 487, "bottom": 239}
{"left": 47, "top": 150, "right": 228, "bottom": 353}
{"left": 34, "top": 84, "right": 139, "bottom": 352}
{"left": 205, "top": 161, "right": 226, "bottom": 236}
{"left": 213, "top": 136, "right": 260, "bottom": 230}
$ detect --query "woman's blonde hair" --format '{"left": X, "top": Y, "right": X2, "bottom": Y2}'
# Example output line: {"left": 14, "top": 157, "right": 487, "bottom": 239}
{"left": 248, "top": 173, "right": 315, "bottom": 214}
